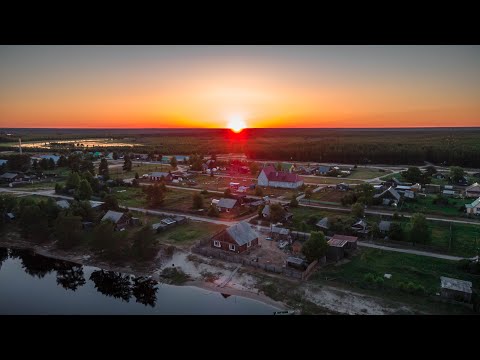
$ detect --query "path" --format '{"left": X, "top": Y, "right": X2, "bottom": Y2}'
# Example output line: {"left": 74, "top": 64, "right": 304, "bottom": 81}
{"left": 357, "top": 242, "right": 467, "bottom": 261}
{"left": 217, "top": 264, "right": 242, "bottom": 288}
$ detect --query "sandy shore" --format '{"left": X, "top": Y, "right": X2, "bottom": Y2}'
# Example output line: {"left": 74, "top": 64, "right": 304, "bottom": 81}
{"left": 0, "top": 237, "right": 288, "bottom": 311}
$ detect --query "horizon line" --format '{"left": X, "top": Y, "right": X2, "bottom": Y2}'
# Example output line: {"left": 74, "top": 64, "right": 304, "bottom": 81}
{"left": 1, "top": 126, "right": 480, "bottom": 130}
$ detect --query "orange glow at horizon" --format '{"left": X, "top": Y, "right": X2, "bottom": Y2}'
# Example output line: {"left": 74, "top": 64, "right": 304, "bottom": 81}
{"left": 1, "top": 45, "right": 479, "bottom": 128}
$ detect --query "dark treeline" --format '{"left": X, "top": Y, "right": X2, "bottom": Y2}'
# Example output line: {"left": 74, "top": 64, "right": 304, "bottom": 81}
{"left": 2, "top": 128, "right": 479, "bottom": 167}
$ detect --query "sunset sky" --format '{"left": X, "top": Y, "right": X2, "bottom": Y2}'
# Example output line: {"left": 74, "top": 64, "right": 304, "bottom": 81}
{"left": 0, "top": 45, "right": 479, "bottom": 128}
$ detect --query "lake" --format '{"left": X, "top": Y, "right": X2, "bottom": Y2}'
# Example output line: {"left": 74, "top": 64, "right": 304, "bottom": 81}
{"left": 0, "top": 248, "right": 279, "bottom": 315}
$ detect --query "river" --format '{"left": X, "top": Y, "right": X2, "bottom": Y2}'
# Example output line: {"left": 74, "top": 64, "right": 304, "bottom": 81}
{"left": 0, "top": 247, "right": 279, "bottom": 315}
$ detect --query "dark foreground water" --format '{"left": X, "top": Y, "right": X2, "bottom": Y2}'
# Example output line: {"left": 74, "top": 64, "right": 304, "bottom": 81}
{"left": 0, "top": 248, "right": 278, "bottom": 315}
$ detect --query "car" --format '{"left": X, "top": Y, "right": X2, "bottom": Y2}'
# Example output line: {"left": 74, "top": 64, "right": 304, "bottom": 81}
{"left": 265, "top": 237, "right": 272, "bottom": 241}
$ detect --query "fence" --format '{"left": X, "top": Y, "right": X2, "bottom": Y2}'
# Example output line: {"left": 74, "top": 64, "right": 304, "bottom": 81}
{"left": 192, "top": 245, "right": 308, "bottom": 279}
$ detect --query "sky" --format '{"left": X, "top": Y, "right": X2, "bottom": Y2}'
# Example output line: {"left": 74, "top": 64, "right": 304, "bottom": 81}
{"left": 0, "top": 45, "right": 479, "bottom": 129}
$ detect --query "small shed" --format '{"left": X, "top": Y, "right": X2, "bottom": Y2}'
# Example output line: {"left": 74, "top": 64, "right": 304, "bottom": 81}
{"left": 378, "top": 220, "right": 391, "bottom": 233}
{"left": 327, "top": 238, "right": 348, "bottom": 262}
{"left": 56, "top": 200, "right": 70, "bottom": 209}
{"left": 152, "top": 222, "right": 168, "bottom": 233}
{"left": 286, "top": 256, "right": 307, "bottom": 271}
{"left": 271, "top": 226, "right": 290, "bottom": 240}
{"left": 440, "top": 276, "right": 472, "bottom": 303}
{"left": 173, "top": 215, "right": 187, "bottom": 224}
{"left": 330, "top": 234, "right": 358, "bottom": 250}
{"left": 315, "top": 217, "right": 329, "bottom": 231}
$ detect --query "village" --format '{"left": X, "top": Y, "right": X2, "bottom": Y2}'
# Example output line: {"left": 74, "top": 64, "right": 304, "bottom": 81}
{"left": 1, "top": 143, "right": 480, "bottom": 314}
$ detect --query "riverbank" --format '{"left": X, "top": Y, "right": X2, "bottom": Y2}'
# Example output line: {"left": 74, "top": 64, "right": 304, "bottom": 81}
{"left": 0, "top": 234, "right": 289, "bottom": 313}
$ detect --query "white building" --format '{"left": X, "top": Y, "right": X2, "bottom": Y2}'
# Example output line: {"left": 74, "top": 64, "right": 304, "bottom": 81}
{"left": 257, "top": 165, "right": 304, "bottom": 189}
{"left": 465, "top": 197, "right": 480, "bottom": 215}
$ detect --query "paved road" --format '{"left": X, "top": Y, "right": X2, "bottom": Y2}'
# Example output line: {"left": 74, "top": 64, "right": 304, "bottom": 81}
{"left": 3, "top": 187, "right": 476, "bottom": 260}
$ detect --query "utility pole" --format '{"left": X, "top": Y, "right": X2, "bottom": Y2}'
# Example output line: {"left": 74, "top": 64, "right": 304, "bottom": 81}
{"left": 448, "top": 222, "right": 453, "bottom": 252}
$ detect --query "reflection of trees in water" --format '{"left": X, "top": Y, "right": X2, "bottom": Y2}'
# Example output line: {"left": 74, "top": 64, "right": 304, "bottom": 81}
{"left": 89, "top": 270, "right": 159, "bottom": 306}
{"left": 0, "top": 248, "right": 8, "bottom": 270}
{"left": 132, "top": 277, "right": 158, "bottom": 307}
{"left": 6, "top": 248, "right": 86, "bottom": 291}
{"left": 55, "top": 263, "right": 86, "bottom": 291}
{"left": 89, "top": 270, "right": 132, "bottom": 302}
{"left": 9, "top": 249, "right": 58, "bottom": 278}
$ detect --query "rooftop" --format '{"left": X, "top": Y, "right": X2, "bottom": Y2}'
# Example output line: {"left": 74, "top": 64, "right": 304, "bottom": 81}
{"left": 440, "top": 276, "right": 472, "bottom": 294}
{"left": 217, "top": 198, "right": 237, "bottom": 209}
{"left": 56, "top": 200, "right": 70, "bottom": 209}
{"left": 328, "top": 238, "right": 348, "bottom": 248}
{"left": 101, "top": 210, "right": 126, "bottom": 224}
{"left": 226, "top": 222, "right": 258, "bottom": 246}
{"left": 330, "top": 234, "right": 358, "bottom": 242}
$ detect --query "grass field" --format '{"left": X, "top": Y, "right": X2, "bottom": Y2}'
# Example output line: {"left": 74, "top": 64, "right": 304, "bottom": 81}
{"left": 112, "top": 187, "right": 146, "bottom": 207}
{"left": 347, "top": 168, "right": 391, "bottom": 179}
{"left": 303, "top": 176, "right": 365, "bottom": 185}
{"left": 108, "top": 163, "right": 173, "bottom": 179}
{"left": 155, "top": 221, "right": 225, "bottom": 248}
{"left": 307, "top": 189, "right": 344, "bottom": 204}
{"left": 311, "top": 248, "right": 478, "bottom": 314}
{"left": 399, "top": 196, "right": 471, "bottom": 217}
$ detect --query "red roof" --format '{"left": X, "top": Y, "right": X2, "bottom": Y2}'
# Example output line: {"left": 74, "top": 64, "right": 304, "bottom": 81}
{"left": 262, "top": 165, "right": 303, "bottom": 183}
{"left": 331, "top": 234, "right": 358, "bottom": 242}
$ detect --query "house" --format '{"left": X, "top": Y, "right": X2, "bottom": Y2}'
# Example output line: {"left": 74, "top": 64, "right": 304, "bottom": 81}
{"left": 56, "top": 200, "right": 70, "bottom": 209}
{"left": 465, "top": 183, "right": 480, "bottom": 198}
{"left": 161, "top": 218, "right": 177, "bottom": 227}
{"left": 261, "top": 204, "right": 271, "bottom": 218}
{"left": 149, "top": 172, "right": 173, "bottom": 182}
{"left": 292, "top": 241, "right": 303, "bottom": 255}
{"left": 217, "top": 198, "right": 239, "bottom": 212}
{"left": 4, "top": 212, "right": 15, "bottom": 222}
{"left": 89, "top": 201, "right": 103, "bottom": 211}
{"left": 442, "top": 190, "right": 457, "bottom": 197}
{"left": 317, "top": 166, "right": 332, "bottom": 175}
{"left": 440, "top": 277, "right": 472, "bottom": 303}
{"left": 0, "top": 172, "right": 23, "bottom": 182}
{"left": 374, "top": 186, "right": 401, "bottom": 206}
{"left": 105, "top": 153, "right": 114, "bottom": 160}
{"left": 373, "top": 184, "right": 384, "bottom": 192}
{"left": 465, "top": 197, "right": 480, "bottom": 215}
{"left": 130, "top": 217, "right": 142, "bottom": 226}
{"left": 211, "top": 221, "right": 259, "bottom": 254}
{"left": 315, "top": 217, "right": 329, "bottom": 231}
{"left": 393, "top": 177, "right": 411, "bottom": 186}
{"left": 286, "top": 256, "right": 308, "bottom": 270}
{"left": 101, "top": 210, "right": 130, "bottom": 231}
{"left": 271, "top": 226, "right": 290, "bottom": 240}
{"left": 351, "top": 219, "right": 369, "bottom": 235}
{"left": 378, "top": 220, "right": 391, "bottom": 234}
{"left": 327, "top": 238, "right": 348, "bottom": 262}
{"left": 330, "top": 234, "right": 358, "bottom": 250}
{"left": 404, "top": 190, "right": 415, "bottom": 199}
{"left": 425, "top": 184, "right": 441, "bottom": 194}
{"left": 0, "top": 159, "right": 8, "bottom": 167}
{"left": 257, "top": 165, "right": 304, "bottom": 189}
{"left": 411, "top": 183, "right": 422, "bottom": 192}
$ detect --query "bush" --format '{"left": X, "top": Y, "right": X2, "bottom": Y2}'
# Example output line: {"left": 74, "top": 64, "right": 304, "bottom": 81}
{"left": 397, "top": 281, "right": 426, "bottom": 295}
{"left": 362, "top": 273, "right": 384, "bottom": 289}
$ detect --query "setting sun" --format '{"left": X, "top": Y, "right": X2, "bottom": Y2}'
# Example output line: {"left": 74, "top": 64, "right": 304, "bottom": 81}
{"left": 227, "top": 115, "right": 247, "bottom": 133}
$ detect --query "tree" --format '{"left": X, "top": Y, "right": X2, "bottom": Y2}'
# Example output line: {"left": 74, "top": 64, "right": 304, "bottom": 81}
{"left": 102, "top": 194, "right": 119, "bottom": 211}
{"left": 409, "top": 213, "right": 431, "bottom": 245}
{"left": 0, "top": 194, "right": 17, "bottom": 230}
{"left": 370, "top": 222, "right": 381, "bottom": 239}
{"left": 275, "top": 162, "right": 283, "bottom": 171}
{"left": 355, "top": 183, "right": 375, "bottom": 205}
{"left": 450, "top": 166, "right": 465, "bottom": 183}
{"left": 18, "top": 205, "right": 50, "bottom": 243}
{"left": 135, "top": 172, "right": 139, "bottom": 179}
{"left": 113, "top": 152, "right": 119, "bottom": 160}
{"left": 39, "top": 158, "right": 49, "bottom": 170}
{"left": 402, "top": 167, "right": 423, "bottom": 183}
{"left": 54, "top": 214, "right": 83, "bottom": 249}
{"left": 76, "top": 179, "right": 93, "bottom": 200}
{"left": 224, "top": 188, "right": 233, "bottom": 198}
{"left": 57, "top": 155, "right": 68, "bottom": 167}
{"left": 66, "top": 172, "right": 81, "bottom": 190}
{"left": 123, "top": 157, "right": 132, "bottom": 171}
{"left": 388, "top": 222, "right": 404, "bottom": 241}
{"left": 98, "top": 158, "right": 109, "bottom": 180}
{"left": 255, "top": 186, "right": 264, "bottom": 197}
{"left": 304, "top": 188, "right": 313, "bottom": 199}
{"left": 55, "top": 264, "right": 86, "bottom": 291}
{"left": 170, "top": 156, "right": 178, "bottom": 169}
{"left": 69, "top": 200, "right": 95, "bottom": 222}
{"left": 207, "top": 205, "right": 219, "bottom": 217}
{"left": 425, "top": 165, "right": 437, "bottom": 176}
{"left": 48, "top": 158, "right": 55, "bottom": 169}
{"left": 131, "top": 225, "right": 158, "bottom": 260}
{"left": 249, "top": 162, "right": 260, "bottom": 175}
{"left": 269, "top": 203, "right": 286, "bottom": 223}
{"left": 351, "top": 202, "right": 365, "bottom": 218}
{"left": 192, "top": 193, "right": 204, "bottom": 209}
{"left": 289, "top": 195, "right": 299, "bottom": 207}
{"left": 143, "top": 183, "right": 165, "bottom": 208}
{"left": 302, "top": 231, "right": 328, "bottom": 263}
